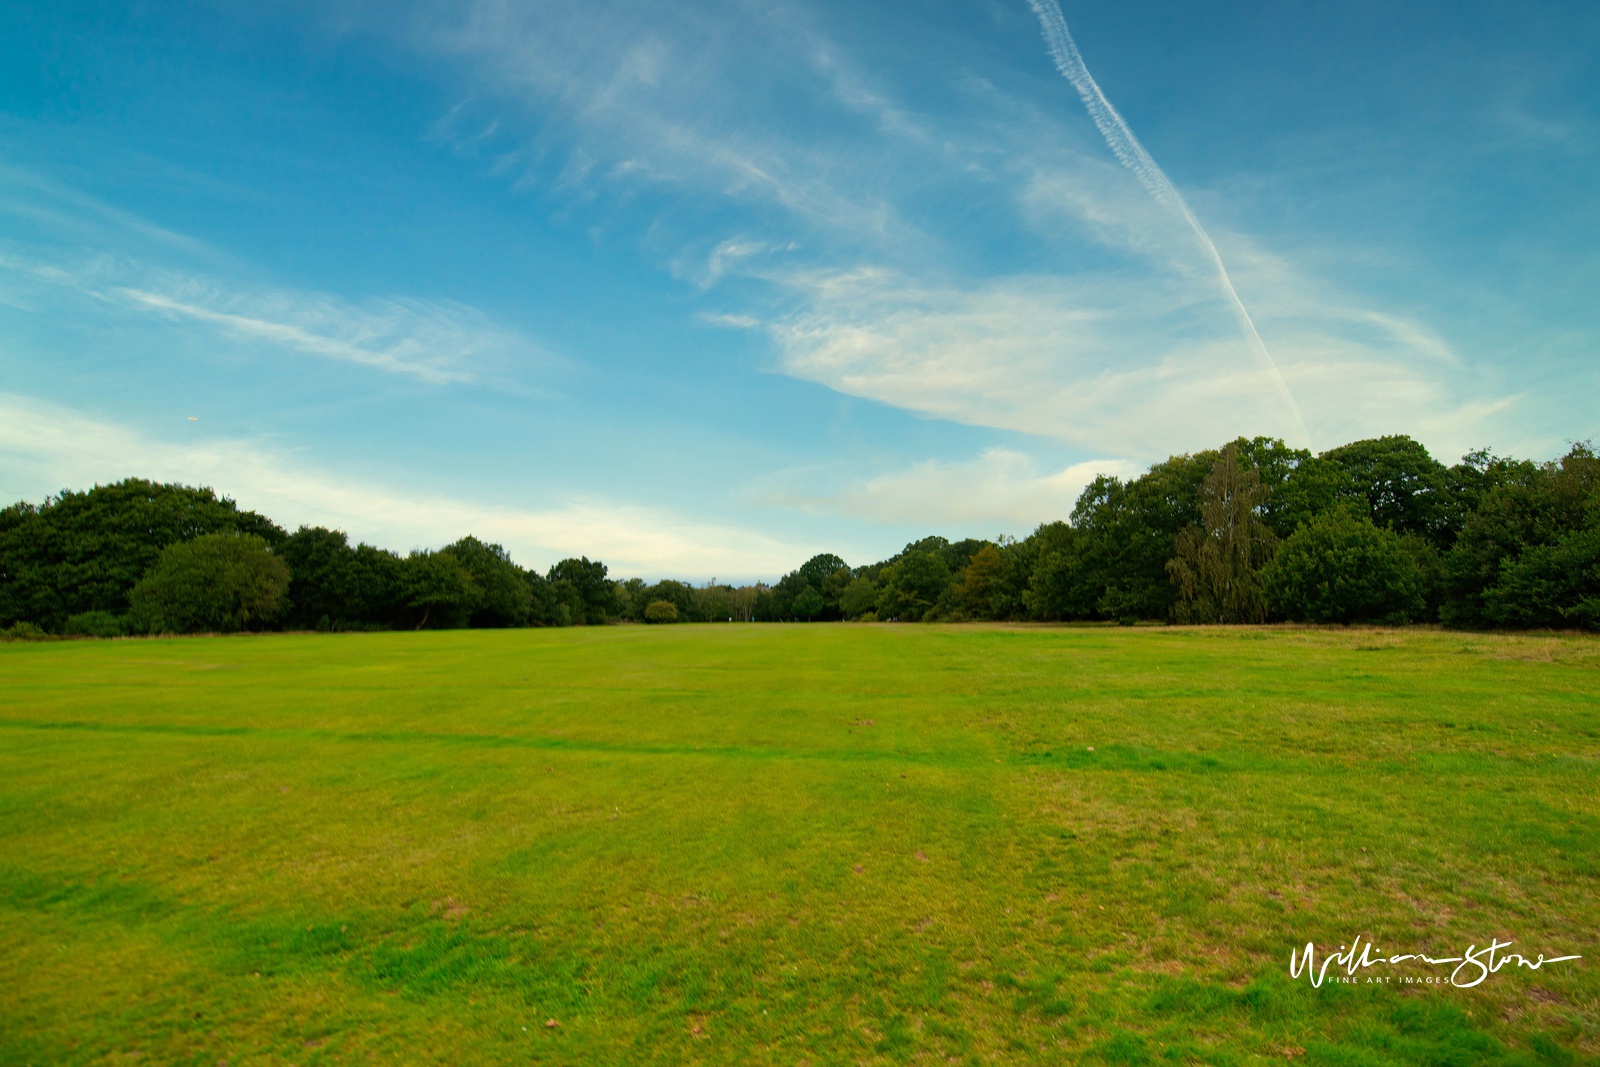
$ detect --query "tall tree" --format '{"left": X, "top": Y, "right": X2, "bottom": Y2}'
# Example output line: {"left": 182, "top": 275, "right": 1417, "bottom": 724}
{"left": 1321, "top": 435, "right": 1448, "bottom": 544}
{"left": 1442, "top": 443, "right": 1599, "bottom": 628}
{"left": 442, "top": 537, "right": 532, "bottom": 627}
{"left": 952, "top": 543, "right": 1005, "bottom": 619}
{"left": 1025, "top": 522, "right": 1093, "bottom": 621}
{"left": 875, "top": 550, "right": 950, "bottom": 622}
{"left": 401, "top": 551, "right": 482, "bottom": 630}
{"left": 1167, "top": 445, "right": 1277, "bottom": 624}
{"left": 1073, "top": 452, "right": 1217, "bottom": 622}
{"left": 549, "top": 557, "right": 613, "bottom": 625}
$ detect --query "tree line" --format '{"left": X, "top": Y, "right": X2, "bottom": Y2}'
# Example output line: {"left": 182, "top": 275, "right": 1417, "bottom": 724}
{"left": 1, "top": 434, "right": 1595, "bottom": 638}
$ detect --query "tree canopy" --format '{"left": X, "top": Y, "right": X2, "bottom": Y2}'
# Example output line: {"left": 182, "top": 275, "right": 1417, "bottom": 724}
{"left": 4, "top": 437, "right": 1595, "bottom": 639}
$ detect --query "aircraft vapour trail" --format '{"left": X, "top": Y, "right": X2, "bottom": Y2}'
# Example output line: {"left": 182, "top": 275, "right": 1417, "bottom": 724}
{"left": 1026, "top": 0, "right": 1310, "bottom": 445}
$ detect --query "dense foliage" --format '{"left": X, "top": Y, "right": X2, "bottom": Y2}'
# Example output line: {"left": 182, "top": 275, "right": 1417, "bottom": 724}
{"left": 1260, "top": 509, "right": 1424, "bottom": 624}
{"left": 128, "top": 533, "right": 291, "bottom": 634}
{"left": 2, "top": 435, "right": 1595, "bottom": 635}
{"left": 0, "top": 479, "right": 282, "bottom": 631}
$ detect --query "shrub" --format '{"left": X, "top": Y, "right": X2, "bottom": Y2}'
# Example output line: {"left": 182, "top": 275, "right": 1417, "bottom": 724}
{"left": 129, "top": 533, "right": 290, "bottom": 633}
{"left": 0, "top": 621, "right": 49, "bottom": 641}
{"left": 643, "top": 600, "right": 679, "bottom": 624}
{"left": 1262, "top": 509, "right": 1424, "bottom": 624}
{"left": 62, "top": 611, "right": 127, "bottom": 638}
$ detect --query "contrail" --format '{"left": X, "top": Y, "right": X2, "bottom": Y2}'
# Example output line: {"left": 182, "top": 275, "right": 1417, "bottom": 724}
{"left": 1026, "top": 0, "right": 1309, "bottom": 445}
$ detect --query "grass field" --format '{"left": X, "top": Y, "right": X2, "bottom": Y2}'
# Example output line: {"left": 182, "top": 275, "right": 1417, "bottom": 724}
{"left": 2, "top": 624, "right": 1597, "bottom": 1065}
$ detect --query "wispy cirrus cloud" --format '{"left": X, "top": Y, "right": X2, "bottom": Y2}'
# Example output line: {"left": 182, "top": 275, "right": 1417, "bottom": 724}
{"left": 0, "top": 159, "right": 216, "bottom": 257}
{"left": 722, "top": 256, "right": 1496, "bottom": 461}
{"left": 1026, "top": 0, "right": 1307, "bottom": 443}
{"left": 0, "top": 391, "right": 809, "bottom": 579}
{"left": 0, "top": 244, "right": 555, "bottom": 385}
{"left": 116, "top": 286, "right": 483, "bottom": 385}
{"left": 412, "top": 0, "right": 914, "bottom": 245}
{"left": 359, "top": 0, "right": 1511, "bottom": 462}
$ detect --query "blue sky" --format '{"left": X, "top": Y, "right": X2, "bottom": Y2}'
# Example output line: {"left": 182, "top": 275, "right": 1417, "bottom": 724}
{"left": 2, "top": 0, "right": 1596, "bottom": 579}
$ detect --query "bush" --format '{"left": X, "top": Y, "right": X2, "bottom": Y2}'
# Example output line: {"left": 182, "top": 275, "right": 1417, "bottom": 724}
{"left": 1262, "top": 509, "right": 1425, "bottom": 624}
{"left": 62, "top": 611, "right": 127, "bottom": 638}
{"left": 643, "top": 599, "right": 679, "bottom": 624}
{"left": 129, "top": 533, "right": 290, "bottom": 633}
{"left": 0, "top": 621, "right": 49, "bottom": 641}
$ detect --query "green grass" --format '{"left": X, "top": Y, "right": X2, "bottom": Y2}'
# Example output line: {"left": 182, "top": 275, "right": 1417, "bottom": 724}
{"left": 1, "top": 624, "right": 1596, "bottom": 1065}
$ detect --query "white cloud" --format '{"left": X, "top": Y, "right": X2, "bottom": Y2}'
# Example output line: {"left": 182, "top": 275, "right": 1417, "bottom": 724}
{"left": 0, "top": 160, "right": 215, "bottom": 256}
{"left": 0, "top": 246, "right": 555, "bottom": 385}
{"left": 116, "top": 287, "right": 476, "bottom": 384}
{"left": 740, "top": 252, "right": 1509, "bottom": 462}
{"left": 763, "top": 448, "right": 1143, "bottom": 529}
{"left": 755, "top": 266, "right": 1300, "bottom": 455}
{"left": 412, "top": 0, "right": 912, "bottom": 243}
{"left": 378, "top": 0, "right": 1517, "bottom": 461}
{"left": 0, "top": 392, "right": 811, "bottom": 580}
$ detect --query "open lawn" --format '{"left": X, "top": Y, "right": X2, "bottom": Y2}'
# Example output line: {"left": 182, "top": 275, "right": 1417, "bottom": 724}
{"left": 1, "top": 624, "right": 1597, "bottom": 1065}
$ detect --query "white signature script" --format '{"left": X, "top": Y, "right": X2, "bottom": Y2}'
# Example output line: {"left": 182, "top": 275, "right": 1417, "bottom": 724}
{"left": 1290, "top": 936, "right": 1582, "bottom": 988}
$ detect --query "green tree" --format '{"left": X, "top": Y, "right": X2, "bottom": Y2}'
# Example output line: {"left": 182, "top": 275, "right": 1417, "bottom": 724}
{"left": 1261, "top": 509, "right": 1424, "bottom": 624}
{"left": 400, "top": 551, "right": 482, "bottom": 630}
{"left": 1442, "top": 444, "right": 1598, "bottom": 628}
{"left": 798, "top": 554, "right": 848, "bottom": 589}
{"left": 129, "top": 533, "right": 290, "bottom": 633}
{"left": 277, "top": 527, "right": 407, "bottom": 630}
{"left": 0, "top": 479, "right": 282, "bottom": 631}
{"left": 1321, "top": 435, "right": 1448, "bottom": 543}
{"left": 549, "top": 557, "right": 614, "bottom": 625}
{"left": 442, "top": 537, "right": 532, "bottom": 627}
{"left": 613, "top": 577, "right": 648, "bottom": 622}
{"left": 952, "top": 543, "right": 1005, "bottom": 620}
{"left": 1071, "top": 452, "right": 1217, "bottom": 622}
{"left": 696, "top": 583, "right": 735, "bottom": 621}
{"left": 876, "top": 550, "right": 950, "bottom": 622}
{"left": 278, "top": 525, "right": 358, "bottom": 628}
{"left": 62, "top": 610, "right": 127, "bottom": 637}
{"left": 791, "top": 586, "right": 825, "bottom": 620}
{"left": 775, "top": 554, "right": 852, "bottom": 620}
{"left": 838, "top": 576, "right": 879, "bottom": 619}
{"left": 1024, "top": 522, "right": 1093, "bottom": 621}
{"left": 764, "top": 571, "right": 813, "bottom": 620}
{"left": 1483, "top": 526, "right": 1600, "bottom": 630}
{"left": 1167, "top": 446, "right": 1277, "bottom": 624}
{"left": 641, "top": 579, "right": 700, "bottom": 622}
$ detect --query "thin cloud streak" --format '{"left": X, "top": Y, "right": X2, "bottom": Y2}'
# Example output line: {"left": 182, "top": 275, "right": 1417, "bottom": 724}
{"left": 116, "top": 288, "right": 477, "bottom": 385}
{"left": 0, "top": 160, "right": 213, "bottom": 256}
{"left": 0, "top": 243, "right": 552, "bottom": 386}
{"left": 379, "top": 0, "right": 1487, "bottom": 459}
{"left": 1026, "top": 0, "right": 1310, "bottom": 445}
